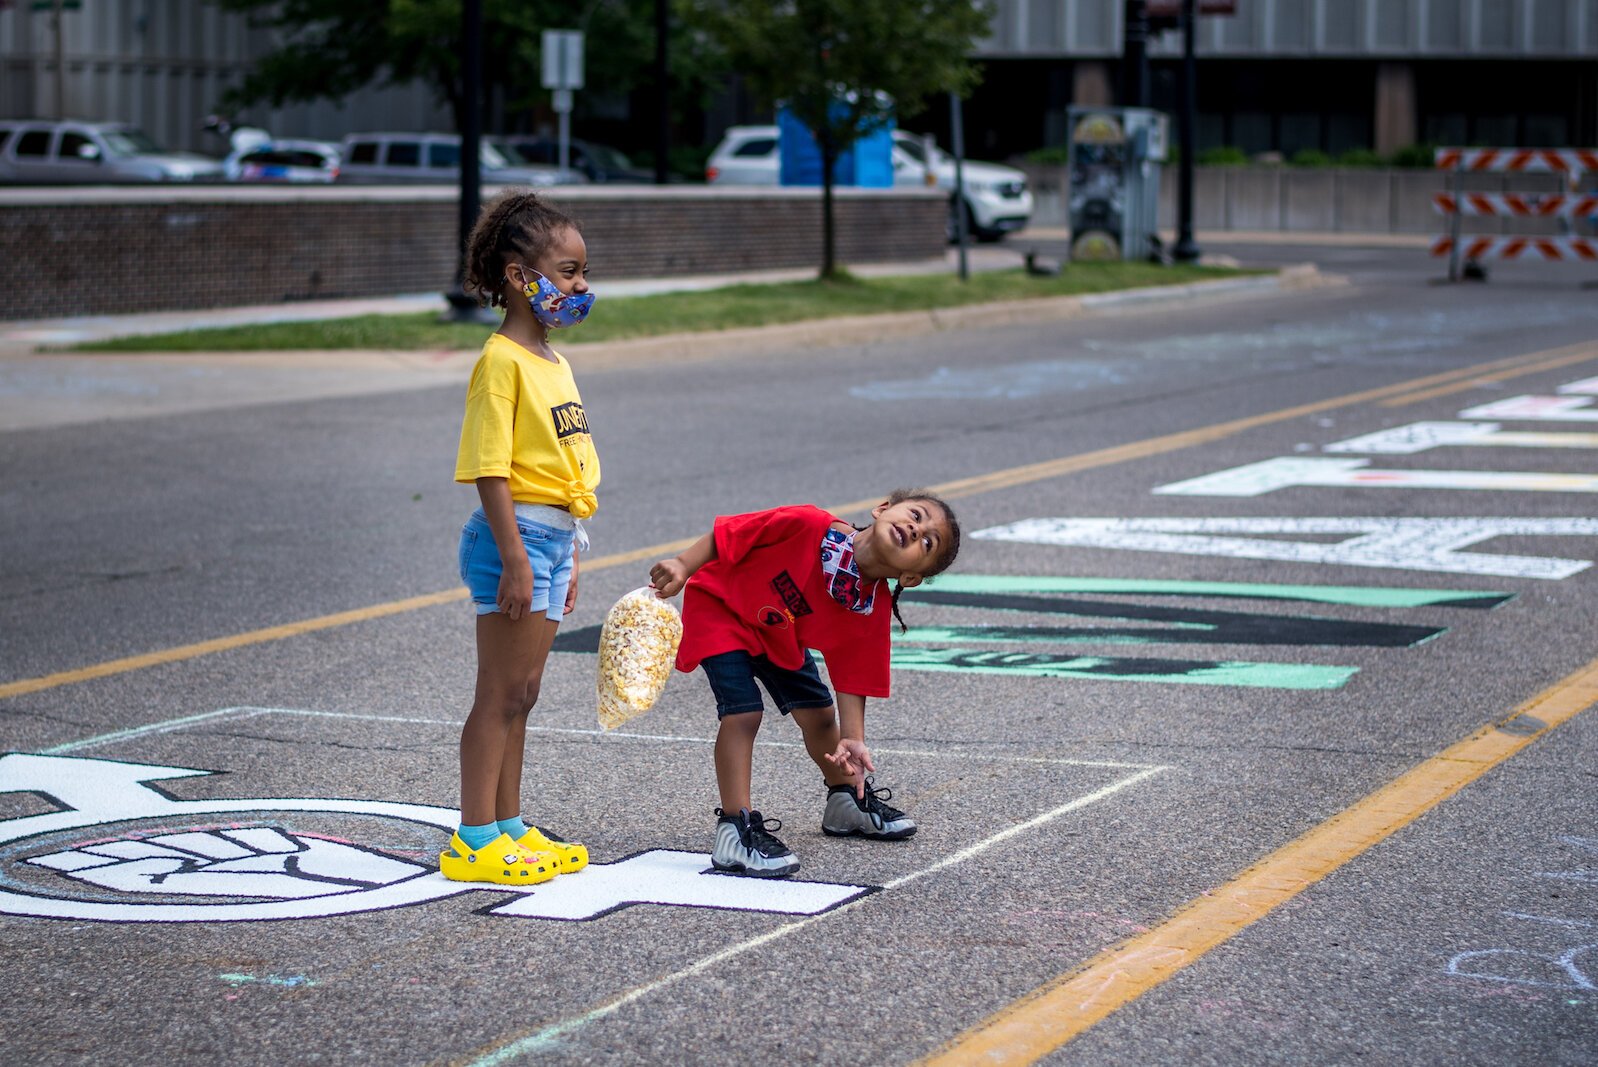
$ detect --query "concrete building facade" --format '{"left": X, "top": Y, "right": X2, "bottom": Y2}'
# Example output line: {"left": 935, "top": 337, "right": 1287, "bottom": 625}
{"left": 965, "top": 0, "right": 1597, "bottom": 159}
{"left": 1, "top": 1, "right": 1592, "bottom": 164}
{"left": 0, "top": 0, "right": 449, "bottom": 154}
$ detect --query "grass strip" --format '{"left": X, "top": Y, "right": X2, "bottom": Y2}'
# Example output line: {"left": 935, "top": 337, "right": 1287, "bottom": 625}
{"left": 68, "top": 263, "right": 1250, "bottom": 353}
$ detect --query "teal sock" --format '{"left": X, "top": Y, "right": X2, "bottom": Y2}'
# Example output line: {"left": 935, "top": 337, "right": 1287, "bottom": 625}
{"left": 497, "top": 816, "right": 529, "bottom": 841}
{"left": 458, "top": 821, "right": 500, "bottom": 850}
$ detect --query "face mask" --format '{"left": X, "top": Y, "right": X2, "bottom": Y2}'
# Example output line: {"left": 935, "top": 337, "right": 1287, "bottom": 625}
{"left": 515, "top": 267, "right": 595, "bottom": 328}
{"left": 820, "top": 528, "right": 877, "bottom": 614}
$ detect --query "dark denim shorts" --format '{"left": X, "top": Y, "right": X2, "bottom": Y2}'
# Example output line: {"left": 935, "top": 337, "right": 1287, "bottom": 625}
{"left": 700, "top": 649, "right": 835, "bottom": 719}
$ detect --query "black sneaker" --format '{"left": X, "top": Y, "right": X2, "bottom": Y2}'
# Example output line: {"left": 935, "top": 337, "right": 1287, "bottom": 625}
{"left": 822, "top": 779, "right": 917, "bottom": 840}
{"left": 711, "top": 807, "right": 800, "bottom": 877}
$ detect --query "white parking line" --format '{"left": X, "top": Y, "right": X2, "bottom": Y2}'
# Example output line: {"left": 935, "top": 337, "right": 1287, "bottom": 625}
{"left": 460, "top": 765, "right": 1166, "bottom": 1067}
{"left": 38, "top": 705, "right": 1162, "bottom": 772}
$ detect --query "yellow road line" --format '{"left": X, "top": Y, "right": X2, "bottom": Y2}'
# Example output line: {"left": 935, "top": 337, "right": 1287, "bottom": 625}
{"left": 1377, "top": 341, "right": 1598, "bottom": 408}
{"left": 918, "top": 655, "right": 1598, "bottom": 1066}
{"left": 3, "top": 339, "right": 1593, "bottom": 702}
{"left": 0, "top": 590, "right": 462, "bottom": 701}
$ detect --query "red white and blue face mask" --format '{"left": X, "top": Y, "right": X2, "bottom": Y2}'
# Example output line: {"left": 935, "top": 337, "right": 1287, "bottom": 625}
{"left": 820, "top": 528, "right": 877, "bottom": 614}
{"left": 514, "top": 266, "right": 595, "bottom": 328}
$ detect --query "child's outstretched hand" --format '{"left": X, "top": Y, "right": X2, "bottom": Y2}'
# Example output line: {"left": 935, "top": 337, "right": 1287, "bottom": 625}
{"left": 649, "top": 558, "right": 689, "bottom": 598}
{"left": 823, "top": 739, "right": 876, "bottom": 797}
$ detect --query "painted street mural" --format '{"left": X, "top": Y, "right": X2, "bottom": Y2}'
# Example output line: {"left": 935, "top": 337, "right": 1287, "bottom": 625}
{"left": 555, "top": 573, "right": 1504, "bottom": 691}
{"left": 0, "top": 753, "right": 872, "bottom": 924}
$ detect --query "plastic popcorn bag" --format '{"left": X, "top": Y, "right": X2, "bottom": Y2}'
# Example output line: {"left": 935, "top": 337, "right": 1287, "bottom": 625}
{"left": 597, "top": 588, "right": 683, "bottom": 730}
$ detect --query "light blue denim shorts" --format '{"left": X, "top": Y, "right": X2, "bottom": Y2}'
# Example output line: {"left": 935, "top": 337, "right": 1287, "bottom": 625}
{"left": 458, "top": 506, "right": 577, "bottom": 617}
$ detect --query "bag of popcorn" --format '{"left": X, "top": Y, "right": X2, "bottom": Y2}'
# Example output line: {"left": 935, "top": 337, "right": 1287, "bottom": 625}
{"left": 597, "top": 587, "right": 683, "bottom": 730}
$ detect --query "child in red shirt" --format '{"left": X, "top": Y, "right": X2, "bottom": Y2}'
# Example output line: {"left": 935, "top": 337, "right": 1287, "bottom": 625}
{"left": 650, "top": 489, "right": 960, "bottom": 877}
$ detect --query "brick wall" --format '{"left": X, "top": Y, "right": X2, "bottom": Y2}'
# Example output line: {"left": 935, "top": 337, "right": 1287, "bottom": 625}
{"left": 0, "top": 185, "right": 948, "bottom": 321}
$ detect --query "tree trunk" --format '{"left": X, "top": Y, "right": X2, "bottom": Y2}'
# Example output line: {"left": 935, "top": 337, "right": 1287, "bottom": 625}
{"left": 820, "top": 130, "right": 838, "bottom": 279}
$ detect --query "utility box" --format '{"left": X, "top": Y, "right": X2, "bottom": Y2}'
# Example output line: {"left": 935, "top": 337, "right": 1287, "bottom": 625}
{"left": 777, "top": 106, "right": 894, "bottom": 188}
{"left": 1066, "top": 106, "right": 1168, "bottom": 261}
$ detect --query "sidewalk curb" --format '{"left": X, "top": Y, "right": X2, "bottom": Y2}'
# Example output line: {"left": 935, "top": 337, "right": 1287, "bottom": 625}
{"left": 561, "top": 263, "right": 1346, "bottom": 368}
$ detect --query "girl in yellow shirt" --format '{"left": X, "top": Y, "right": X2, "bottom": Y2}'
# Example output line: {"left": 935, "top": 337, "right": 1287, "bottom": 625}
{"left": 443, "top": 191, "right": 600, "bottom": 884}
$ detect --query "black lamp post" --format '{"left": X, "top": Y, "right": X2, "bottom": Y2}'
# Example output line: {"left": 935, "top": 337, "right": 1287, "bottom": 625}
{"left": 1172, "top": 0, "right": 1202, "bottom": 263}
{"left": 447, "top": 0, "right": 486, "bottom": 318}
{"left": 654, "top": 0, "right": 670, "bottom": 184}
{"left": 1123, "top": 0, "right": 1149, "bottom": 108}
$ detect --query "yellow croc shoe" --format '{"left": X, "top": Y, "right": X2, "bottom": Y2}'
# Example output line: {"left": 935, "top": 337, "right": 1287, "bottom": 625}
{"left": 516, "top": 825, "right": 589, "bottom": 874}
{"left": 439, "top": 832, "right": 558, "bottom": 886}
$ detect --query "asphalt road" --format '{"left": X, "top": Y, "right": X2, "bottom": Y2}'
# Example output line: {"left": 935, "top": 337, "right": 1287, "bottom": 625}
{"left": 1, "top": 242, "right": 1596, "bottom": 1066}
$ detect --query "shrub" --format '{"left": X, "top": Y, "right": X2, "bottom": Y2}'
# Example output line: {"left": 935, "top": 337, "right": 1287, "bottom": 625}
{"left": 1025, "top": 145, "right": 1072, "bottom": 165}
{"left": 1289, "top": 148, "right": 1333, "bottom": 167}
{"left": 670, "top": 144, "right": 711, "bottom": 180}
{"left": 1197, "top": 145, "right": 1248, "bottom": 165}
{"left": 1336, "top": 148, "right": 1385, "bottom": 167}
{"left": 1388, "top": 143, "right": 1440, "bottom": 168}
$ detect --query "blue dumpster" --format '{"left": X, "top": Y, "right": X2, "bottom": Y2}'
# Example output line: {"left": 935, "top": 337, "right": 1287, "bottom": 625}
{"left": 777, "top": 106, "right": 894, "bottom": 187}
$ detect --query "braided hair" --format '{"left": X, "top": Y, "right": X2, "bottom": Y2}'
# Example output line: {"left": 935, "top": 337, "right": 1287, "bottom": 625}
{"left": 463, "top": 189, "right": 582, "bottom": 309}
{"left": 860, "top": 488, "right": 962, "bottom": 634}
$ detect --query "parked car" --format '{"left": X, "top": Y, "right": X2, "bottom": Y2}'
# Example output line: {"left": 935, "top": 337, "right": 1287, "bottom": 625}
{"left": 703, "top": 124, "right": 1033, "bottom": 241}
{"left": 337, "top": 132, "right": 583, "bottom": 185}
{"left": 0, "top": 120, "right": 224, "bottom": 183}
{"left": 703, "top": 125, "right": 781, "bottom": 184}
{"left": 499, "top": 137, "right": 653, "bottom": 183}
{"left": 889, "top": 130, "right": 1034, "bottom": 240}
{"left": 223, "top": 139, "right": 342, "bottom": 183}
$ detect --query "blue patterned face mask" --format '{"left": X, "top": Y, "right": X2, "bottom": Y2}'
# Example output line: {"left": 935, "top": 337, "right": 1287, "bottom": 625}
{"left": 515, "top": 267, "right": 595, "bottom": 328}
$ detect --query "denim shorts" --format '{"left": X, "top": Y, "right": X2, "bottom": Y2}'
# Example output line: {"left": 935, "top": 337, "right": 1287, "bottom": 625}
{"left": 700, "top": 649, "right": 835, "bottom": 719}
{"left": 458, "top": 507, "right": 576, "bottom": 616}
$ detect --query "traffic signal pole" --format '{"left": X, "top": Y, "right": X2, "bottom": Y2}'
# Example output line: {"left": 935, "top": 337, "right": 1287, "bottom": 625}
{"left": 1172, "top": 0, "right": 1202, "bottom": 263}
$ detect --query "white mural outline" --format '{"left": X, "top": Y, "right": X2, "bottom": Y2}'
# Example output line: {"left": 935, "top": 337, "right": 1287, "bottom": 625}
{"left": 1152, "top": 457, "right": 1598, "bottom": 497}
{"left": 1324, "top": 422, "right": 1598, "bottom": 455}
{"left": 1459, "top": 395, "right": 1598, "bottom": 422}
{"left": 970, "top": 517, "right": 1598, "bottom": 579}
{"left": 0, "top": 753, "right": 872, "bottom": 923}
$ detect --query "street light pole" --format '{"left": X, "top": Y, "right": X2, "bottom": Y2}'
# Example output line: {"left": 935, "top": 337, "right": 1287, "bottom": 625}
{"left": 654, "top": 0, "right": 670, "bottom": 184}
{"left": 949, "top": 91, "right": 969, "bottom": 282}
{"left": 1172, "top": 0, "right": 1202, "bottom": 263}
{"left": 448, "top": 0, "right": 485, "bottom": 319}
{"left": 1123, "top": 0, "right": 1149, "bottom": 108}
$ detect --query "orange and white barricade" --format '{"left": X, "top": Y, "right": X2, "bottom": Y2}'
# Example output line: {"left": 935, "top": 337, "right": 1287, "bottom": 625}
{"left": 1433, "top": 147, "right": 1598, "bottom": 280}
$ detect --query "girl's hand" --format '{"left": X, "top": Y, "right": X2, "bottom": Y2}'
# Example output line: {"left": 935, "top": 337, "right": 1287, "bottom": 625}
{"left": 564, "top": 547, "right": 580, "bottom": 615}
{"left": 497, "top": 563, "right": 534, "bottom": 621}
{"left": 823, "top": 739, "right": 876, "bottom": 798}
{"left": 649, "top": 558, "right": 689, "bottom": 598}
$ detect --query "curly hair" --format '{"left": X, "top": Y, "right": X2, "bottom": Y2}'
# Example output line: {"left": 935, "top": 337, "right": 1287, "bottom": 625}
{"left": 463, "top": 190, "right": 582, "bottom": 309}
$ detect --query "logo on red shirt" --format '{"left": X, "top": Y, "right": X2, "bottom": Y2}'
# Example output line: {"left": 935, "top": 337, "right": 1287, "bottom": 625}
{"left": 769, "top": 571, "right": 812, "bottom": 619}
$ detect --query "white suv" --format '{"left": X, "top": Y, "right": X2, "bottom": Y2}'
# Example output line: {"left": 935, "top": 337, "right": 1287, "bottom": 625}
{"left": 703, "top": 125, "right": 1032, "bottom": 241}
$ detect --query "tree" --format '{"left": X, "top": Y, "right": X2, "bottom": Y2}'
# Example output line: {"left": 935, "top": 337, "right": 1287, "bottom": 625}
{"left": 691, "top": 0, "right": 992, "bottom": 278}
{"left": 209, "top": 0, "right": 712, "bottom": 141}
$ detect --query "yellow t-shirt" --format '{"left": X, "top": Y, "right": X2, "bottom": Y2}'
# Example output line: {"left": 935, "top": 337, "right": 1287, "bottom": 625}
{"left": 454, "top": 334, "right": 601, "bottom": 518}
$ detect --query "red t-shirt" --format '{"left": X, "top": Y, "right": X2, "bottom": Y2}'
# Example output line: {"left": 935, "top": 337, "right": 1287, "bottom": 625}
{"left": 675, "top": 504, "right": 892, "bottom": 698}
